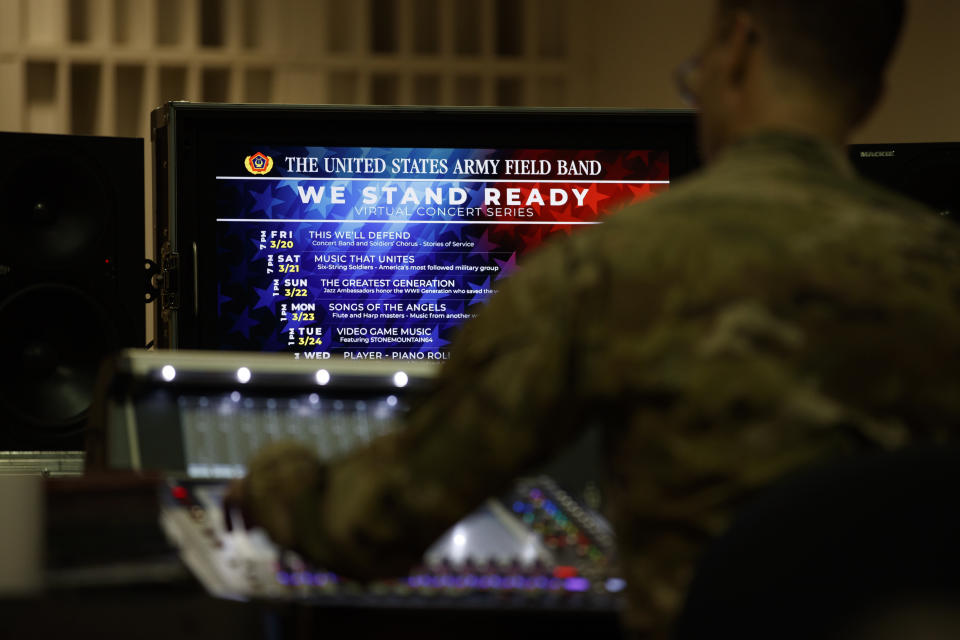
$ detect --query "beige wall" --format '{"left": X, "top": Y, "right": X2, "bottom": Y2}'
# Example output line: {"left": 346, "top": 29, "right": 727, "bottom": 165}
{"left": 2, "top": 1, "right": 955, "bottom": 143}
{"left": 570, "top": 0, "right": 712, "bottom": 110}
{"left": 571, "top": 0, "right": 960, "bottom": 143}
{"left": 857, "top": 0, "right": 960, "bottom": 142}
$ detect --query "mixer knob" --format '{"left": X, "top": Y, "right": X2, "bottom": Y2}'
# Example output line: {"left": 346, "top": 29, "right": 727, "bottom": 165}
{"left": 528, "top": 574, "right": 549, "bottom": 592}
{"left": 369, "top": 581, "right": 391, "bottom": 596}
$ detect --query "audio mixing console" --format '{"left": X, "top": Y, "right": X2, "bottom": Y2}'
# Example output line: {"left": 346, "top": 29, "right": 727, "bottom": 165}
{"left": 95, "top": 351, "right": 625, "bottom": 612}
{"left": 160, "top": 476, "right": 624, "bottom": 610}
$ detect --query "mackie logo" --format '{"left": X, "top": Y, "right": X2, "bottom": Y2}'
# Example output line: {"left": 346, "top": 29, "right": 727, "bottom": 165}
{"left": 244, "top": 152, "right": 274, "bottom": 175}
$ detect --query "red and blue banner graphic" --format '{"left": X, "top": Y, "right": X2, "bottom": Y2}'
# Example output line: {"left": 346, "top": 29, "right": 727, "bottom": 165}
{"left": 215, "top": 146, "right": 669, "bottom": 360}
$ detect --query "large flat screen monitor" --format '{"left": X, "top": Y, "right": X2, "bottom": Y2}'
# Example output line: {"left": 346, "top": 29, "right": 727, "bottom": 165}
{"left": 153, "top": 104, "right": 698, "bottom": 360}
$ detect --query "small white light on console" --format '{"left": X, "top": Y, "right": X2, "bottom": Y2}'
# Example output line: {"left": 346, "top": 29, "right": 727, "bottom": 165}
{"left": 161, "top": 365, "right": 176, "bottom": 382}
{"left": 309, "top": 393, "right": 320, "bottom": 404}
{"left": 392, "top": 371, "right": 409, "bottom": 388}
{"left": 236, "top": 367, "right": 252, "bottom": 384}
{"left": 230, "top": 391, "right": 241, "bottom": 402}
{"left": 386, "top": 395, "right": 398, "bottom": 407}
{"left": 315, "top": 369, "right": 331, "bottom": 386}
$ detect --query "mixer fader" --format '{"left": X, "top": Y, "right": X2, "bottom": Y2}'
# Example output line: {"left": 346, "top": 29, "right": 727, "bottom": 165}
{"left": 177, "top": 393, "right": 399, "bottom": 478}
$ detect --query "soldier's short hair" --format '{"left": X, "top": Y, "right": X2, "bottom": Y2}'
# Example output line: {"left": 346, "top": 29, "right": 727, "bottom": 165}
{"left": 718, "top": 0, "right": 906, "bottom": 123}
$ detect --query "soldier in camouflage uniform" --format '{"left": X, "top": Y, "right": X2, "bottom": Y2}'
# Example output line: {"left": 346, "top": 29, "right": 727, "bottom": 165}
{"left": 236, "top": 0, "right": 960, "bottom": 635}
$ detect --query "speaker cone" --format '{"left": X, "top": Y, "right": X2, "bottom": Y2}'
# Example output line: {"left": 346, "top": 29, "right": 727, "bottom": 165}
{"left": 0, "top": 152, "right": 110, "bottom": 267}
{"left": 0, "top": 284, "right": 117, "bottom": 431}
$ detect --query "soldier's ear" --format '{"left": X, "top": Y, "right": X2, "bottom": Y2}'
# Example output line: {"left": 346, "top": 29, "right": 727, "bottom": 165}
{"left": 720, "top": 11, "right": 759, "bottom": 90}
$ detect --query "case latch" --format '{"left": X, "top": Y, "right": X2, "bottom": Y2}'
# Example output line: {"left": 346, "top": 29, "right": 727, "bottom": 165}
{"left": 149, "top": 244, "right": 180, "bottom": 311}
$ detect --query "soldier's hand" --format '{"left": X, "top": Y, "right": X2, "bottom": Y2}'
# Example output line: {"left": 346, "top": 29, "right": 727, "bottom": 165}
{"left": 223, "top": 440, "right": 324, "bottom": 549}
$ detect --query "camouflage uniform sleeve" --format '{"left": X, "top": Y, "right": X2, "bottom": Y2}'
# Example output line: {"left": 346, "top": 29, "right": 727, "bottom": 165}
{"left": 245, "top": 235, "right": 602, "bottom": 579}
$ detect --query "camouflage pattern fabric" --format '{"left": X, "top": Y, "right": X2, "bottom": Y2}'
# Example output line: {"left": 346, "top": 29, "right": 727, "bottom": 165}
{"left": 241, "top": 131, "right": 960, "bottom": 636}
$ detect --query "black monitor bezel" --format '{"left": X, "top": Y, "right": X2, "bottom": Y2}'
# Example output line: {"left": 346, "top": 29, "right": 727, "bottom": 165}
{"left": 155, "top": 103, "right": 699, "bottom": 349}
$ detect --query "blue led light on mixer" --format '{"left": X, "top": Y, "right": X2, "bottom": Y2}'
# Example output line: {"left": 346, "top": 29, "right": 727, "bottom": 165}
{"left": 505, "top": 576, "right": 525, "bottom": 589}
{"left": 564, "top": 577, "right": 590, "bottom": 592}
{"left": 604, "top": 578, "right": 627, "bottom": 593}
{"left": 370, "top": 570, "right": 596, "bottom": 594}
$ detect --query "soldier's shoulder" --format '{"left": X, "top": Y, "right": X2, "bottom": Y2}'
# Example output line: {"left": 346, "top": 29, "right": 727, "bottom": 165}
{"left": 589, "top": 166, "right": 757, "bottom": 238}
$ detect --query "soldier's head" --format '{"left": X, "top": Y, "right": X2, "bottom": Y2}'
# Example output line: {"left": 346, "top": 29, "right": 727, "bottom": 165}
{"left": 678, "top": 0, "right": 906, "bottom": 160}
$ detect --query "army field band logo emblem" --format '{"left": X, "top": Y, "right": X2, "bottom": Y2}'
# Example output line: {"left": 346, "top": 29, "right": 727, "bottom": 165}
{"left": 244, "top": 152, "right": 274, "bottom": 175}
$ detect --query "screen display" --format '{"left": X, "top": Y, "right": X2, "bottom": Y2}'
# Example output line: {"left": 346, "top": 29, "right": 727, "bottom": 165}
{"left": 214, "top": 145, "right": 670, "bottom": 361}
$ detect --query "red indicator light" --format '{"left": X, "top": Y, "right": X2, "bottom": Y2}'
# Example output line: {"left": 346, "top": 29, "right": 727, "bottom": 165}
{"left": 553, "top": 566, "right": 578, "bottom": 579}
{"left": 171, "top": 486, "right": 189, "bottom": 501}
{"left": 104, "top": 258, "right": 110, "bottom": 264}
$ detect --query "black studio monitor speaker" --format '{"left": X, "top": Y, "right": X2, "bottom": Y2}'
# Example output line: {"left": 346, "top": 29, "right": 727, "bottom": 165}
{"left": 0, "top": 132, "right": 144, "bottom": 451}
{"left": 849, "top": 142, "right": 959, "bottom": 225}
